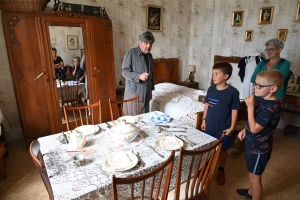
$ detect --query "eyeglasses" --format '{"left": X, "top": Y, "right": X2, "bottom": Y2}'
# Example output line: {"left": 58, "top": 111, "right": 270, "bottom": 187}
{"left": 264, "top": 48, "right": 276, "bottom": 53}
{"left": 253, "top": 82, "right": 273, "bottom": 89}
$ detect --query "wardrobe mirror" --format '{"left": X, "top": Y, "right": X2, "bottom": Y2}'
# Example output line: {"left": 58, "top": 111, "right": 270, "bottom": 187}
{"left": 48, "top": 26, "right": 87, "bottom": 124}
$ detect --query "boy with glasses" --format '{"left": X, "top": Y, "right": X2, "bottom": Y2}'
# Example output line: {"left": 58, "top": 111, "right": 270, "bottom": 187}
{"left": 237, "top": 70, "right": 284, "bottom": 200}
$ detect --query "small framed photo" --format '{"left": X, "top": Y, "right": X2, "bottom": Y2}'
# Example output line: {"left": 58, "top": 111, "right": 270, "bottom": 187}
{"left": 147, "top": 5, "right": 162, "bottom": 32}
{"left": 231, "top": 10, "right": 244, "bottom": 26}
{"left": 259, "top": 6, "right": 274, "bottom": 24}
{"left": 244, "top": 30, "right": 254, "bottom": 41}
{"left": 295, "top": 2, "right": 300, "bottom": 22}
{"left": 276, "top": 29, "right": 288, "bottom": 41}
{"left": 67, "top": 35, "right": 78, "bottom": 50}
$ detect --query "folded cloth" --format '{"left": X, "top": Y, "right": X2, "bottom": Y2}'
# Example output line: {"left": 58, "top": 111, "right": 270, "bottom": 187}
{"left": 160, "top": 137, "right": 181, "bottom": 150}
{"left": 0, "top": 109, "right": 9, "bottom": 136}
{"left": 108, "top": 152, "right": 133, "bottom": 171}
{"left": 148, "top": 111, "right": 171, "bottom": 124}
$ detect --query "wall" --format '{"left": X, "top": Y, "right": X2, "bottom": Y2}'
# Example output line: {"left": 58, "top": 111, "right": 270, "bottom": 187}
{"left": 0, "top": 0, "right": 299, "bottom": 141}
{"left": 49, "top": 26, "right": 84, "bottom": 67}
{"left": 189, "top": 0, "right": 300, "bottom": 128}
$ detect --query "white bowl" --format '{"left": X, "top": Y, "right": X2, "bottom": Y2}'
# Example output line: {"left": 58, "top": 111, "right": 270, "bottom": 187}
{"left": 109, "top": 120, "right": 139, "bottom": 143}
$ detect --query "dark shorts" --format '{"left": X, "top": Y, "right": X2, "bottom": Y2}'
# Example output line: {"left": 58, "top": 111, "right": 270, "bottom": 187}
{"left": 206, "top": 133, "right": 231, "bottom": 150}
{"left": 245, "top": 150, "right": 271, "bottom": 175}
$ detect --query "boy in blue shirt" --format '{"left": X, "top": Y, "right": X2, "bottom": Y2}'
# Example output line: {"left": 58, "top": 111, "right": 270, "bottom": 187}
{"left": 201, "top": 62, "right": 240, "bottom": 185}
{"left": 237, "top": 70, "right": 283, "bottom": 200}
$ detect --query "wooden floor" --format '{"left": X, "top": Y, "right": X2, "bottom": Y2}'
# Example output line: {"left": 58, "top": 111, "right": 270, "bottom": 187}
{"left": 0, "top": 129, "right": 299, "bottom": 200}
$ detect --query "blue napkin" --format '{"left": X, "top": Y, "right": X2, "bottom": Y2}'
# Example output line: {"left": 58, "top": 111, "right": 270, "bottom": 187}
{"left": 147, "top": 112, "right": 171, "bottom": 124}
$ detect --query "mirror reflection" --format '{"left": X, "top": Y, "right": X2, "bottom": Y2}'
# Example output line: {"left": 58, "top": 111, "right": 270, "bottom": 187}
{"left": 49, "top": 26, "right": 88, "bottom": 124}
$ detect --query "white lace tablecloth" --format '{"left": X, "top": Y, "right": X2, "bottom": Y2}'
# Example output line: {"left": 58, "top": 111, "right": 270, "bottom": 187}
{"left": 150, "top": 83, "right": 206, "bottom": 128}
{"left": 38, "top": 112, "right": 216, "bottom": 200}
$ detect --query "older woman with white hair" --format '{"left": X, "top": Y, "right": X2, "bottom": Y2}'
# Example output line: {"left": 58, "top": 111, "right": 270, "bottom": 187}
{"left": 251, "top": 38, "right": 291, "bottom": 104}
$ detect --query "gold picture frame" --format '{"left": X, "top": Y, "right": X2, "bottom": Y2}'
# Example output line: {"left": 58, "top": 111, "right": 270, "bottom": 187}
{"left": 147, "top": 5, "right": 163, "bottom": 32}
{"left": 67, "top": 35, "right": 78, "bottom": 50}
{"left": 295, "top": 2, "right": 300, "bottom": 22}
{"left": 231, "top": 10, "right": 244, "bottom": 26}
{"left": 276, "top": 29, "right": 288, "bottom": 41}
{"left": 259, "top": 6, "right": 274, "bottom": 24}
{"left": 244, "top": 30, "right": 254, "bottom": 41}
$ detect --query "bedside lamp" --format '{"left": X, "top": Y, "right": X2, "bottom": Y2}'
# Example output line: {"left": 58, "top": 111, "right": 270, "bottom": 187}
{"left": 188, "top": 65, "right": 196, "bottom": 82}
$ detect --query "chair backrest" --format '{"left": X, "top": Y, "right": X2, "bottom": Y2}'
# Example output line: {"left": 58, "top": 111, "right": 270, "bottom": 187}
{"left": 109, "top": 95, "right": 140, "bottom": 121}
{"left": 59, "top": 80, "right": 79, "bottom": 107}
{"left": 173, "top": 134, "right": 225, "bottom": 200}
{"left": 112, "top": 151, "right": 175, "bottom": 200}
{"left": 63, "top": 100, "right": 102, "bottom": 131}
{"left": 29, "top": 140, "right": 54, "bottom": 200}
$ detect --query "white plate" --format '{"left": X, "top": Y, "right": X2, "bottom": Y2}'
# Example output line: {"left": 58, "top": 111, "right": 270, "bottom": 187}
{"left": 103, "top": 152, "right": 138, "bottom": 171}
{"left": 155, "top": 136, "right": 184, "bottom": 151}
{"left": 74, "top": 125, "right": 99, "bottom": 136}
{"left": 117, "top": 116, "right": 138, "bottom": 124}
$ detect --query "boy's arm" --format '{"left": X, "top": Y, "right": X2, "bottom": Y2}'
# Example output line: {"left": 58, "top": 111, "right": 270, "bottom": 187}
{"left": 245, "top": 95, "right": 264, "bottom": 134}
{"left": 201, "top": 103, "right": 209, "bottom": 131}
{"left": 223, "top": 109, "right": 238, "bottom": 136}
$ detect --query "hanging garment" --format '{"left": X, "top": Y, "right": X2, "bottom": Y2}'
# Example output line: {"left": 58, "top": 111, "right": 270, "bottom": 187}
{"left": 238, "top": 52, "right": 265, "bottom": 99}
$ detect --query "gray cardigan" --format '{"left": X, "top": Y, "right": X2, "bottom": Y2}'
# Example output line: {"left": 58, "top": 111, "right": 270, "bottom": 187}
{"left": 122, "top": 46, "right": 154, "bottom": 114}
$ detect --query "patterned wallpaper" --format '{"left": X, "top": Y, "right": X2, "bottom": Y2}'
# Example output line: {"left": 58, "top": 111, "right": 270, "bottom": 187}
{"left": 0, "top": 0, "right": 299, "bottom": 140}
{"left": 49, "top": 26, "right": 84, "bottom": 67}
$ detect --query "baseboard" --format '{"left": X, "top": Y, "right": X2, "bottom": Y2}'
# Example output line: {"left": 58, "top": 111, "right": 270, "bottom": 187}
{"left": 3, "top": 128, "right": 23, "bottom": 142}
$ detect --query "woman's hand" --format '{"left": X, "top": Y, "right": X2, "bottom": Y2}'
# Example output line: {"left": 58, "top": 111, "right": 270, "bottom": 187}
{"left": 223, "top": 129, "right": 232, "bottom": 136}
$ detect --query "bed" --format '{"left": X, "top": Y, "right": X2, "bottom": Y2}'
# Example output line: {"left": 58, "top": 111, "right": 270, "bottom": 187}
{"left": 150, "top": 56, "right": 247, "bottom": 129}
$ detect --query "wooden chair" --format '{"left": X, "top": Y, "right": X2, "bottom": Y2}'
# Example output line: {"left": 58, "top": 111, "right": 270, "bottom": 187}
{"left": 168, "top": 134, "right": 225, "bottom": 200}
{"left": 59, "top": 80, "right": 79, "bottom": 107}
{"left": 63, "top": 100, "right": 102, "bottom": 131}
{"left": 112, "top": 151, "right": 175, "bottom": 200}
{"left": 109, "top": 95, "right": 140, "bottom": 121}
{"left": 29, "top": 140, "right": 54, "bottom": 200}
{"left": 195, "top": 112, "right": 204, "bottom": 131}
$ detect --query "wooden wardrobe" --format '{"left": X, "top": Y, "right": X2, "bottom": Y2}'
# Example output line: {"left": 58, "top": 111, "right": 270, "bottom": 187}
{"left": 2, "top": 11, "right": 116, "bottom": 144}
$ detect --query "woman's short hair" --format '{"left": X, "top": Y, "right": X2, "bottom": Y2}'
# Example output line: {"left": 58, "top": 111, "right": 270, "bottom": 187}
{"left": 265, "top": 38, "right": 284, "bottom": 49}
{"left": 139, "top": 31, "right": 155, "bottom": 43}
{"left": 52, "top": 47, "right": 57, "bottom": 52}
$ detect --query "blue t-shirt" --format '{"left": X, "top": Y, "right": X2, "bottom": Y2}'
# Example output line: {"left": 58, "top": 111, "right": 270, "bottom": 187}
{"left": 204, "top": 85, "right": 240, "bottom": 135}
{"left": 245, "top": 99, "right": 281, "bottom": 154}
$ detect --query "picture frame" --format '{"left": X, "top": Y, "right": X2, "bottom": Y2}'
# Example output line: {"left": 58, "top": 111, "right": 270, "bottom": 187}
{"left": 147, "top": 5, "right": 162, "bottom": 32}
{"left": 244, "top": 30, "right": 254, "bottom": 41}
{"left": 259, "top": 6, "right": 274, "bottom": 24}
{"left": 231, "top": 10, "right": 244, "bottom": 26}
{"left": 67, "top": 35, "right": 79, "bottom": 50}
{"left": 295, "top": 2, "right": 300, "bottom": 22}
{"left": 276, "top": 29, "right": 288, "bottom": 41}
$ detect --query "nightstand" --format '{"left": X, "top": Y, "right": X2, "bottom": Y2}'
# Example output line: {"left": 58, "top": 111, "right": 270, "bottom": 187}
{"left": 179, "top": 81, "right": 199, "bottom": 89}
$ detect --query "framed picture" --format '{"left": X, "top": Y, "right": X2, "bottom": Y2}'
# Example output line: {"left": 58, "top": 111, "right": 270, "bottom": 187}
{"left": 67, "top": 35, "right": 78, "bottom": 50}
{"left": 147, "top": 5, "right": 162, "bottom": 32}
{"left": 276, "top": 29, "right": 288, "bottom": 41}
{"left": 231, "top": 10, "right": 244, "bottom": 26}
{"left": 244, "top": 30, "right": 254, "bottom": 41}
{"left": 295, "top": 2, "right": 300, "bottom": 22}
{"left": 259, "top": 6, "right": 274, "bottom": 24}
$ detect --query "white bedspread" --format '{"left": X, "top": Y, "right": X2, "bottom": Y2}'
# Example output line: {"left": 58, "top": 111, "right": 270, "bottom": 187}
{"left": 151, "top": 83, "right": 206, "bottom": 120}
